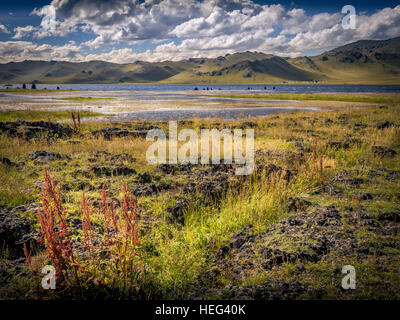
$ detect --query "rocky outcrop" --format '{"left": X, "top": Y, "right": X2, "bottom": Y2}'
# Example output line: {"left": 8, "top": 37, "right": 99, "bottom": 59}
{"left": 0, "top": 204, "right": 38, "bottom": 258}
{"left": 372, "top": 146, "right": 397, "bottom": 158}
{"left": 28, "top": 150, "right": 68, "bottom": 163}
{"left": 91, "top": 128, "right": 148, "bottom": 140}
{"left": 0, "top": 121, "right": 73, "bottom": 139}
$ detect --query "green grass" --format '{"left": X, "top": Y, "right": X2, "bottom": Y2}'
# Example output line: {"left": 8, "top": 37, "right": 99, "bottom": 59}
{"left": 218, "top": 93, "right": 400, "bottom": 104}
{"left": 0, "top": 102, "right": 399, "bottom": 299}
{"left": 0, "top": 110, "right": 106, "bottom": 121}
{"left": 0, "top": 165, "right": 34, "bottom": 208}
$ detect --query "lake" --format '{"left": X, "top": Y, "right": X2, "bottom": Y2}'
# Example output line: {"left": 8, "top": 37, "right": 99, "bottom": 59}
{"left": 6, "top": 83, "right": 400, "bottom": 93}
{"left": 1, "top": 83, "right": 399, "bottom": 120}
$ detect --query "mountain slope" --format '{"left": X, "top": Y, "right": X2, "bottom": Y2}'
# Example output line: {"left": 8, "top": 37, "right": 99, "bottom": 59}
{"left": 1, "top": 37, "right": 400, "bottom": 84}
{"left": 289, "top": 37, "right": 400, "bottom": 84}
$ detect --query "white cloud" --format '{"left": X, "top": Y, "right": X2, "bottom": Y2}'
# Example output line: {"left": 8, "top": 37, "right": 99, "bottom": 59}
{"left": 0, "top": 1, "right": 399, "bottom": 64}
{"left": 0, "top": 24, "right": 10, "bottom": 33}
{"left": 288, "top": 5, "right": 400, "bottom": 51}
{"left": 12, "top": 26, "right": 38, "bottom": 39}
{"left": 0, "top": 41, "right": 83, "bottom": 63}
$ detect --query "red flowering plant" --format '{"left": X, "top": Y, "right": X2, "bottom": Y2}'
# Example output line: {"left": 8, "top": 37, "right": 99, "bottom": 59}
{"left": 36, "top": 168, "right": 80, "bottom": 282}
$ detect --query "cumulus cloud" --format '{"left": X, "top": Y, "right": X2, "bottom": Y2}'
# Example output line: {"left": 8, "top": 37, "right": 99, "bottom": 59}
{"left": 12, "top": 26, "right": 38, "bottom": 39}
{"left": 0, "top": 41, "right": 83, "bottom": 63}
{"left": 288, "top": 5, "right": 400, "bottom": 51}
{"left": 0, "top": 24, "right": 10, "bottom": 33}
{"left": 1, "top": 1, "right": 399, "bottom": 64}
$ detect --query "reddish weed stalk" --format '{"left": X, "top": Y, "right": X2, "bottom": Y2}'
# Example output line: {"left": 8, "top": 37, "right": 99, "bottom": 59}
{"left": 99, "top": 183, "right": 141, "bottom": 290}
{"left": 118, "top": 182, "right": 140, "bottom": 290}
{"left": 81, "top": 192, "right": 94, "bottom": 253}
{"left": 23, "top": 243, "right": 31, "bottom": 266}
{"left": 99, "top": 183, "right": 140, "bottom": 250}
{"left": 100, "top": 184, "right": 119, "bottom": 245}
{"left": 37, "top": 169, "right": 141, "bottom": 291}
{"left": 36, "top": 168, "right": 78, "bottom": 281}
{"left": 71, "top": 112, "right": 81, "bottom": 133}
{"left": 120, "top": 182, "right": 140, "bottom": 250}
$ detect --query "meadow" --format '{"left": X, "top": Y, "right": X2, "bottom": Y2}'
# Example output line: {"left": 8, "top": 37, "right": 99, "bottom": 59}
{"left": 0, "top": 97, "right": 399, "bottom": 300}
{"left": 219, "top": 93, "right": 400, "bottom": 104}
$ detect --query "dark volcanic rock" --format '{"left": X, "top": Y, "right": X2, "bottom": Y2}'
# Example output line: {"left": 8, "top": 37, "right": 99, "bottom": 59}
{"left": 0, "top": 207, "right": 35, "bottom": 258}
{"left": 157, "top": 163, "right": 194, "bottom": 174}
{"left": 354, "top": 122, "right": 367, "bottom": 129}
{"left": 110, "top": 153, "right": 135, "bottom": 162}
{"left": 372, "top": 146, "right": 397, "bottom": 158}
{"left": 211, "top": 163, "right": 235, "bottom": 174}
{"left": 28, "top": 150, "right": 66, "bottom": 163}
{"left": 250, "top": 280, "right": 306, "bottom": 300}
{"left": 256, "top": 163, "right": 293, "bottom": 181}
{"left": 376, "top": 211, "right": 399, "bottom": 223}
{"left": 0, "top": 157, "right": 14, "bottom": 166}
{"left": 326, "top": 141, "right": 350, "bottom": 149}
{"left": 287, "top": 197, "right": 312, "bottom": 212}
{"left": 313, "top": 206, "right": 342, "bottom": 226}
{"left": 376, "top": 121, "right": 396, "bottom": 129}
{"left": 89, "top": 150, "right": 111, "bottom": 157}
{"left": 184, "top": 172, "right": 230, "bottom": 198}
{"left": 0, "top": 121, "right": 73, "bottom": 139}
{"left": 91, "top": 128, "right": 148, "bottom": 140}
{"left": 132, "top": 183, "right": 158, "bottom": 197}
{"left": 91, "top": 166, "right": 136, "bottom": 177}
{"left": 333, "top": 170, "right": 366, "bottom": 187}
{"left": 256, "top": 149, "right": 305, "bottom": 166}
{"left": 186, "top": 280, "right": 307, "bottom": 300}
{"left": 368, "top": 168, "right": 400, "bottom": 180}
{"left": 358, "top": 193, "right": 373, "bottom": 201}
{"left": 62, "top": 179, "right": 93, "bottom": 191}
{"left": 166, "top": 198, "right": 189, "bottom": 224}
{"left": 317, "top": 183, "right": 343, "bottom": 196}
{"left": 136, "top": 172, "right": 152, "bottom": 183}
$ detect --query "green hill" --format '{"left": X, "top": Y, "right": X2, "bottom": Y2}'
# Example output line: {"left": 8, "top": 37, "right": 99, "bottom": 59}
{"left": 289, "top": 37, "right": 400, "bottom": 84}
{"left": 1, "top": 37, "right": 400, "bottom": 84}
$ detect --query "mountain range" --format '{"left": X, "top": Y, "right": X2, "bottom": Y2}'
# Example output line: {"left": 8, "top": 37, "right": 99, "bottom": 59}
{"left": 1, "top": 37, "right": 400, "bottom": 84}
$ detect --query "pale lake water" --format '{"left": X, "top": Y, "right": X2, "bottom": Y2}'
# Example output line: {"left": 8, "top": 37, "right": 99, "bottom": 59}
{"left": 1, "top": 84, "right": 400, "bottom": 120}
{"left": 6, "top": 83, "right": 400, "bottom": 93}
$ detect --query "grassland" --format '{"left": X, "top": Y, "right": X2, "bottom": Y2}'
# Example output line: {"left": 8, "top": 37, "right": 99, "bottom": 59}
{"left": 0, "top": 98, "right": 399, "bottom": 300}
{"left": 0, "top": 110, "right": 106, "bottom": 121}
{"left": 219, "top": 93, "right": 400, "bottom": 104}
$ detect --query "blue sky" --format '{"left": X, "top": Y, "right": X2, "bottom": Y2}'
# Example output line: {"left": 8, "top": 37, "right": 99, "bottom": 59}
{"left": 0, "top": 0, "right": 399, "bottom": 63}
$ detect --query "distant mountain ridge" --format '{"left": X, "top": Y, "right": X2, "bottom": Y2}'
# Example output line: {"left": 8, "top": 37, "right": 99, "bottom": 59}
{"left": 1, "top": 37, "right": 400, "bottom": 84}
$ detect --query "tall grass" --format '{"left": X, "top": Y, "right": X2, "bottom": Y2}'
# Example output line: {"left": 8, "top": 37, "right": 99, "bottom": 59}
{"left": 71, "top": 112, "right": 81, "bottom": 133}
{"left": 0, "top": 164, "right": 34, "bottom": 208}
{"left": 145, "top": 168, "right": 317, "bottom": 296}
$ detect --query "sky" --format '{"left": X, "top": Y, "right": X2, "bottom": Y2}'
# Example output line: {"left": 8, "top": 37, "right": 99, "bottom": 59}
{"left": 0, "top": 0, "right": 399, "bottom": 64}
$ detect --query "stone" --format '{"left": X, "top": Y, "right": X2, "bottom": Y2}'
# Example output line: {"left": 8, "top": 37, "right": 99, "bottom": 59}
{"left": 372, "top": 146, "right": 396, "bottom": 158}
{"left": 28, "top": 150, "right": 66, "bottom": 163}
